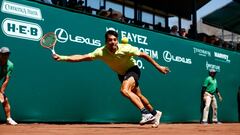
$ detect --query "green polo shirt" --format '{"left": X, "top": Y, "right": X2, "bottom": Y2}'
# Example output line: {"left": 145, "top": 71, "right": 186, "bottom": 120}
{"left": 88, "top": 44, "right": 140, "bottom": 75}
{"left": 0, "top": 60, "right": 13, "bottom": 80}
{"left": 203, "top": 76, "right": 217, "bottom": 94}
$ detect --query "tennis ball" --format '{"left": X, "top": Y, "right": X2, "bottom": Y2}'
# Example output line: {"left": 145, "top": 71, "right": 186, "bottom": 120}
{"left": 121, "top": 37, "right": 128, "bottom": 44}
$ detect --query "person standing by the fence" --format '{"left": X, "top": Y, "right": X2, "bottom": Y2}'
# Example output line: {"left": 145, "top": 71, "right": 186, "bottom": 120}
{"left": 0, "top": 47, "right": 18, "bottom": 125}
{"left": 201, "top": 69, "right": 223, "bottom": 124}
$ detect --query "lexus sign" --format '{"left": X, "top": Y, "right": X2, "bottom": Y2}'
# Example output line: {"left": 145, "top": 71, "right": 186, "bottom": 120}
{"left": 163, "top": 51, "right": 192, "bottom": 64}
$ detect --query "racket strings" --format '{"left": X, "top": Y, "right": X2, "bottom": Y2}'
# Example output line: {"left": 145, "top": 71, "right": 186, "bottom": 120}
{"left": 41, "top": 34, "right": 56, "bottom": 48}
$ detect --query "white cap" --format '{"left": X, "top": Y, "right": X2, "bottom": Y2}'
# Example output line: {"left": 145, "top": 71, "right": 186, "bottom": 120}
{"left": 0, "top": 47, "right": 10, "bottom": 53}
{"left": 209, "top": 69, "right": 216, "bottom": 73}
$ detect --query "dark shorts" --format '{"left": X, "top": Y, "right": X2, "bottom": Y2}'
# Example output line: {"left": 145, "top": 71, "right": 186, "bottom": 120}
{"left": 118, "top": 66, "right": 141, "bottom": 86}
{"left": 3, "top": 93, "right": 6, "bottom": 99}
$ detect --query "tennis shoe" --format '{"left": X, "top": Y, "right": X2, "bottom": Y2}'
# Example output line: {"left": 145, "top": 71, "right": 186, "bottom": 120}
{"left": 201, "top": 121, "right": 208, "bottom": 125}
{"left": 139, "top": 113, "right": 155, "bottom": 125}
{"left": 213, "top": 121, "right": 222, "bottom": 124}
{"left": 6, "top": 118, "right": 18, "bottom": 125}
{"left": 152, "top": 110, "right": 162, "bottom": 128}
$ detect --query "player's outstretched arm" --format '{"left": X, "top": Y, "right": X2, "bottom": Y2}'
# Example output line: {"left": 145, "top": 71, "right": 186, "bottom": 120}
{"left": 52, "top": 54, "right": 93, "bottom": 62}
{"left": 139, "top": 52, "right": 170, "bottom": 74}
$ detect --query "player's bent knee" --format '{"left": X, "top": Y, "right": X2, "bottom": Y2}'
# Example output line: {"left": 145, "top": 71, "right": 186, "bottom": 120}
{"left": 120, "top": 89, "right": 130, "bottom": 97}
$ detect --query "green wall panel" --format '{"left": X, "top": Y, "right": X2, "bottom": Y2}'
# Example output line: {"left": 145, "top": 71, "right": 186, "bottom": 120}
{"left": 0, "top": 0, "right": 239, "bottom": 123}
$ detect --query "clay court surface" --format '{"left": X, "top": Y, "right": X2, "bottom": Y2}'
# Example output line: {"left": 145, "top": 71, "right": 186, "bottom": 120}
{"left": 0, "top": 123, "right": 240, "bottom": 135}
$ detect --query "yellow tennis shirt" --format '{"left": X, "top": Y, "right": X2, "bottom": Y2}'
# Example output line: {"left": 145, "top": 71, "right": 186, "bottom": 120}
{"left": 88, "top": 44, "right": 140, "bottom": 75}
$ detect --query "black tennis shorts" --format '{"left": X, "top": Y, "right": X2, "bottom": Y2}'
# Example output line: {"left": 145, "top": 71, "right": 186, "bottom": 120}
{"left": 118, "top": 66, "right": 141, "bottom": 86}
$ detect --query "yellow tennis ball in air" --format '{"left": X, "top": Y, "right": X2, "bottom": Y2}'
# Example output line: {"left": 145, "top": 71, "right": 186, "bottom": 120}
{"left": 121, "top": 37, "right": 129, "bottom": 44}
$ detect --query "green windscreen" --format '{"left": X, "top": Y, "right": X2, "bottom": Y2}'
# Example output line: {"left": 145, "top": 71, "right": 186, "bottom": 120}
{"left": 0, "top": 0, "right": 239, "bottom": 123}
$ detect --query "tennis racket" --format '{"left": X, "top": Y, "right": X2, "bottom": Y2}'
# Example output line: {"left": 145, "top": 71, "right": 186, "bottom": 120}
{"left": 40, "top": 32, "right": 57, "bottom": 54}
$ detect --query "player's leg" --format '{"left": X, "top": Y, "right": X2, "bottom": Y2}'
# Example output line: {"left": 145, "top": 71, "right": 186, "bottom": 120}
{"left": 2, "top": 96, "right": 17, "bottom": 125}
{"left": 211, "top": 96, "right": 219, "bottom": 123}
{"left": 133, "top": 86, "right": 162, "bottom": 128}
{"left": 120, "top": 77, "right": 155, "bottom": 124}
{"left": 120, "top": 77, "right": 144, "bottom": 109}
{"left": 0, "top": 93, "right": 4, "bottom": 103}
{"left": 202, "top": 92, "right": 212, "bottom": 124}
{"left": 200, "top": 90, "right": 205, "bottom": 123}
{"left": 133, "top": 86, "right": 153, "bottom": 111}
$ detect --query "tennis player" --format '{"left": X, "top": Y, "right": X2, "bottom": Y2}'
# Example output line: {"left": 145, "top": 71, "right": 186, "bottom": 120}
{"left": 52, "top": 30, "right": 170, "bottom": 127}
{"left": 0, "top": 47, "right": 17, "bottom": 125}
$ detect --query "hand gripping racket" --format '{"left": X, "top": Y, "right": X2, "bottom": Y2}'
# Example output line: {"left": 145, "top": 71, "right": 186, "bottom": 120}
{"left": 40, "top": 32, "right": 57, "bottom": 54}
